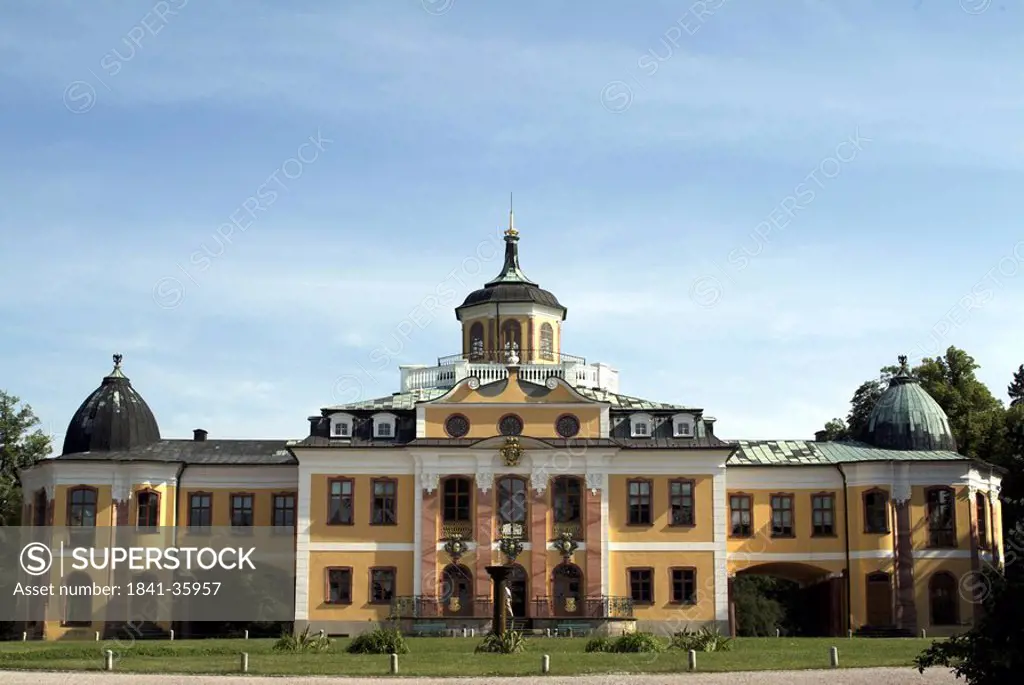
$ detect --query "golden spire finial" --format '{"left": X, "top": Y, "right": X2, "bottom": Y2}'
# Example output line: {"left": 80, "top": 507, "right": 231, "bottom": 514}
{"left": 505, "top": 192, "right": 518, "bottom": 237}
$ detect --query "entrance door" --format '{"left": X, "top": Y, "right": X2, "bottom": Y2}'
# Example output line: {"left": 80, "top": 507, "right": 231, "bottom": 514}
{"left": 442, "top": 565, "right": 473, "bottom": 617}
{"left": 866, "top": 572, "right": 893, "bottom": 626}
{"left": 552, "top": 564, "right": 583, "bottom": 617}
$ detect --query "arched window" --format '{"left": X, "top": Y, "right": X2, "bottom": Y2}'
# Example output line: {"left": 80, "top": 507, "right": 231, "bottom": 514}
{"left": 496, "top": 477, "right": 528, "bottom": 538}
{"left": 929, "top": 572, "right": 958, "bottom": 625}
{"left": 469, "top": 322, "right": 485, "bottom": 360}
{"left": 136, "top": 489, "right": 160, "bottom": 530}
{"left": 67, "top": 486, "right": 97, "bottom": 527}
{"left": 540, "top": 323, "right": 554, "bottom": 361}
{"left": 62, "top": 572, "right": 93, "bottom": 627}
{"left": 863, "top": 488, "right": 889, "bottom": 534}
{"left": 976, "top": 492, "right": 988, "bottom": 549}
{"left": 926, "top": 487, "right": 956, "bottom": 548}
{"left": 501, "top": 320, "right": 522, "bottom": 351}
{"left": 552, "top": 477, "right": 582, "bottom": 538}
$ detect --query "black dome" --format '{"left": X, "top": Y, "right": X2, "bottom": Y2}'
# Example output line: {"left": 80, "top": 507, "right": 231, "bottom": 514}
{"left": 62, "top": 354, "right": 161, "bottom": 455}
{"left": 460, "top": 282, "right": 563, "bottom": 309}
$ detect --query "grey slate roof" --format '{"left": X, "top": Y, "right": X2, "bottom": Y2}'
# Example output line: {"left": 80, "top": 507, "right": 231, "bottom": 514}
{"left": 52, "top": 439, "right": 295, "bottom": 465}
{"left": 729, "top": 440, "right": 969, "bottom": 466}
{"left": 292, "top": 435, "right": 733, "bottom": 450}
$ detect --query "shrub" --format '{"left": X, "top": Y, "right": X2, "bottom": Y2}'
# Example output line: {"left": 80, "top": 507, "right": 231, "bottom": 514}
{"left": 347, "top": 626, "right": 410, "bottom": 655}
{"left": 610, "top": 631, "right": 666, "bottom": 653}
{"left": 671, "top": 626, "right": 733, "bottom": 652}
{"left": 273, "top": 625, "right": 333, "bottom": 653}
{"left": 584, "top": 636, "right": 615, "bottom": 653}
{"left": 475, "top": 630, "right": 526, "bottom": 654}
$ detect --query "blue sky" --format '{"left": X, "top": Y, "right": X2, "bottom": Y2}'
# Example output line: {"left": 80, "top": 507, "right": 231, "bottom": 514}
{"left": 2, "top": 0, "right": 1023, "bottom": 450}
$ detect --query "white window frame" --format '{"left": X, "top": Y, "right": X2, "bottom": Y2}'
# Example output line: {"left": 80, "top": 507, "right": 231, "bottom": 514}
{"left": 629, "top": 412, "right": 653, "bottom": 438}
{"left": 672, "top": 413, "right": 695, "bottom": 438}
{"left": 329, "top": 412, "right": 354, "bottom": 439}
{"left": 373, "top": 412, "right": 398, "bottom": 439}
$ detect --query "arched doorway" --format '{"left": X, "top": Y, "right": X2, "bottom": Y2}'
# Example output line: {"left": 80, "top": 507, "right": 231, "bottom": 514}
{"left": 865, "top": 572, "right": 893, "bottom": 627}
{"left": 733, "top": 562, "right": 844, "bottom": 636}
{"left": 929, "top": 572, "right": 958, "bottom": 626}
{"left": 552, "top": 563, "right": 584, "bottom": 617}
{"left": 441, "top": 565, "right": 473, "bottom": 617}
{"left": 507, "top": 564, "right": 528, "bottom": 619}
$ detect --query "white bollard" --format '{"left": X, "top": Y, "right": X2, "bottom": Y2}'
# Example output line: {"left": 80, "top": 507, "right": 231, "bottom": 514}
{"left": 830, "top": 646, "right": 839, "bottom": 668}
{"left": 688, "top": 649, "right": 697, "bottom": 671}
{"left": 920, "top": 629, "right": 927, "bottom": 638}
{"left": 240, "top": 653, "right": 248, "bottom": 673}
{"left": 244, "top": 629, "right": 249, "bottom": 640}
{"left": 390, "top": 653, "right": 399, "bottom": 674}
{"left": 542, "top": 654, "right": 550, "bottom": 674}
{"left": 104, "top": 649, "right": 114, "bottom": 671}
{"left": 545, "top": 628, "right": 551, "bottom": 637}
{"left": 567, "top": 628, "right": 573, "bottom": 638}
{"left": 847, "top": 629, "right": 853, "bottom": 639}
{"left": 471, "top": 628, "right": 475, "bottom": 637}
{"left": 95, "top": 631, "right": 100, "bottom": 641}
{"left": 462, "top": 627, "right": 468, "bottom": 638}
{"left": 775, "top": 628, "right": 780, "bottom": 638}
{"left": 169, "top": 629, "right": 174, "bottom": 641}
{"left": 21, "top": 632, "right": 27, "bottom": 642}
{"left": 319, "top": 629, "right": 325, "bottom": 638}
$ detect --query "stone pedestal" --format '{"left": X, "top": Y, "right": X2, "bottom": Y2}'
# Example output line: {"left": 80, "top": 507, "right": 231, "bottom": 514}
{"left": 485, "top": 565, "right": 513, "bottom": 636}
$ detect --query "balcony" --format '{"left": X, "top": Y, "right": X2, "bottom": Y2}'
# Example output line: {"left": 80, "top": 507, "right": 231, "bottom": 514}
{"left": 389, "top": 595, "right": 633, "bottom": 619}
{"left": 531, "top": 596, "right": 634, "bottom": 619}
{"left": 552, "top": 521, "right": 583, "bottom": 541}
{"left": 390, "top": 596, "right": 493, "bottom": 619}
{"left": 440, "top": 520, "right": 474, "bottom": 540}
{"left": 400, "top": 351, "right": 619, "bottom": 393}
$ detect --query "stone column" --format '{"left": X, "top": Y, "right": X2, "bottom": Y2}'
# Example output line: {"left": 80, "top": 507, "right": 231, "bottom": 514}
{"left": 420, "top": 473, "right": 440, "bottom": 608}
{"left": 475, "top": 471, "right": 494, "bottom": 603}
{"left": 529, "top": 472, "right": 549, "bottom": 614}
{"left": 584, "top": 474, "right": 603, "bottom": 600}
{"left": 893, "top": 493, "right": 917, "bottom": 632}
{"left": 988, "top": 487, "right": 1002, "bottom": 567}
{"left": 727, "top": 575, "right": 737, "bottom": 637}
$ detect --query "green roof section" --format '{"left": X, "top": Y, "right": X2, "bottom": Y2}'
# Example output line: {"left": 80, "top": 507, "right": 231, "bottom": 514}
{"left": 730, "top": 440, "right": 969, "bottom": 466}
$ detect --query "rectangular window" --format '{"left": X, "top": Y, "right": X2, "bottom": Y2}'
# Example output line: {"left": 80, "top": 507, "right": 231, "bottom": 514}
{"left": 188, "top": 493, "right": 212, "bottom": 530}
{"left": 627, "top": 479, "right": 652, "bottom": 525}
{"left": 273, "top": 493, "right": 296, "bottom": 529}
{"left": 927, "top": 487, "right": 956, "bottom": 548}
{"left": 863, "top": 489, "right": 889, "bottom": 534}
{"left": 730, "top": 494, "right": 752, "bottom": 537}
{"left": 669, "top": 479, "right": 695, "bottom": 526}
{"left": 676, "top": 423, "right": 691, "bottom": 436}
{"left": 377, "top": 422, "right": 392, "bottom": 437}
{"left": 628, "top": 568, "right": 653, "bottom": 604}
{"left": 369, "top": 567, "right": 396, "bottom": 604}
{"left": 634, "top": 422, "right": 648, "bottom": 436}
{"left": 976, "top": 493, "right": 988, "bottom": 549}
{"left": 326, "top": 567, "right": 352, "bottom": 604}
{"left": 230, "top": 493, "right": 254, "bottom": 529}
{"left": 443, "top": 478, "right": 472, "bottom": 522}
{"left": 552, "top": 477, "right": 582, "bottom": 524}
{"left": 328, "top": 479, "right": 353, "bottom": 525}
{"left": 371, "top": 479, "right": 398, "bottom": 525}
{"left": 136, "top": 491, "right": 160, "bottom": 530}
{"left": 671, "top": 568, "right": 697, "bottom": 604}
{"left": 812, "top": 493, "right": 835, "bottom": 537}
{"left": 771, "top": 494, "right": 794, "bottom": 537}
{"left": 333, "top": 423, "right": 348, "bottom": 437}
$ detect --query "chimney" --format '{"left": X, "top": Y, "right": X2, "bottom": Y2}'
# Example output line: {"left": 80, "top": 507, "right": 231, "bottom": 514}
{"left": 193, "top": 429, "right": 208, "bottom": 442}
{"left": 814, "top": 430, "right": 827, "bottom": 443}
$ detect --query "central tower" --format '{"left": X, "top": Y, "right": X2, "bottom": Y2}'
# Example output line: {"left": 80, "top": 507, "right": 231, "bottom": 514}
{"left": 454, "top": 208, "right": 567, "bottom": 364}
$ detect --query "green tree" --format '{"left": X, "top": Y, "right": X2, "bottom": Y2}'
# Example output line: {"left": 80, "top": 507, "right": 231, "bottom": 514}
{"left": 0, "top": 390, "right": 52, "bottom": 525}
{"left": 1008, "top": 364, "right": 1024, "bottom": 407}
{"left": 818, "top": 418, "right": 850, "bottom": 441}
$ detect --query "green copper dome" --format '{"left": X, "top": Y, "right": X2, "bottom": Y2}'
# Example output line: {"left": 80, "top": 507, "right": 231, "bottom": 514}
{"left": 865, "top": 355, "right": 957, "bottom": 452}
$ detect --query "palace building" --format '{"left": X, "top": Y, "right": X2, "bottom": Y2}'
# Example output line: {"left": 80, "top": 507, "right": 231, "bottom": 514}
{"left": 19, "top": 211, "right": 1005, "bottom": 640}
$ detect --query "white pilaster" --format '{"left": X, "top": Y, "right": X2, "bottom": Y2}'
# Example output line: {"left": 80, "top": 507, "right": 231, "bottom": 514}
{"left": 293, "top": 464, "right": 312, "bottom": 622}
{"left": 712, "top": 468, "right": 729, "bottom": 623}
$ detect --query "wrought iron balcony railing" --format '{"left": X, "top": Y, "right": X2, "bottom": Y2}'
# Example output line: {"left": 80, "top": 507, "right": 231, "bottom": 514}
{"left": 531, "top": 596, "right": 635, "bottom": 619}
{"left": 552, "top": 521, "right": 583, "bottom": 541}
{"left": 390, "top": 595, "right": 633, "bottom": 620}
{"left": 390, "top": 595, "right": 493, "bottom": 619}
{"left": 440, "top": 520, "right": 474, "bottom": 540}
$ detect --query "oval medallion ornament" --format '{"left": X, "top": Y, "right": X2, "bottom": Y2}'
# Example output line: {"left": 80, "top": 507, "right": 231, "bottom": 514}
{"left": 445, "top": 414, "right": 470, "bottom": 438}
{"left": 556, "top": 414, "right": 580, "bottom": 438}
{"left": 467, "top": 377, "right": 481, "bottom": 390}
{"left": 499, "top": 414, "right": 524, "bottom": 436}
{"left": 545, "top": 376, "right": 559, "bottom": 390}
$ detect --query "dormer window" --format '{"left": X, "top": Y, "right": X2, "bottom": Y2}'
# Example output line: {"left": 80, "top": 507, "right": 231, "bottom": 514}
{"left": 329, "top": 413, "right": 354, "bottom": 439}
{"left": 373, "top": 412, "right": 398, "bottom": 439}
{"left": 629, "top": 413, "right": 653, "bottom": 438}
{"left": 672, "top": 413, "right": 695, "bottom": 438}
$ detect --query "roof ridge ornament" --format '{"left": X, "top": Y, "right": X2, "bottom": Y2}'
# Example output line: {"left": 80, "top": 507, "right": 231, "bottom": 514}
{"left": 107, "top": 353, "right": 128, "bottom": 379}
{"left": 505, "top": 192, "right": 518, "bottom": 237}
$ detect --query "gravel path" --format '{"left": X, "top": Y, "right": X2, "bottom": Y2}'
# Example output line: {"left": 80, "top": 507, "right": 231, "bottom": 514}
{"left": 0, "top": 668, "right": 958, "bottom": 684}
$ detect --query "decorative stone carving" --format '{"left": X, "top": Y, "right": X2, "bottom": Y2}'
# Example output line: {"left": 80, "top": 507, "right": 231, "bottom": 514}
{"left": 553, "top": 531, "right": 579, "bottom": 561}
{"left": 892, "top": 478, "right": 912, "bottom": 504}
{"left": 585, "top": 472, "right": 604, "bottom": 495}
{"left": 545, "top": 376, "right": 559, "bottom": 390}
{"left": 444, "top": 534, "right": 469, "bottom": 564}
{"left": 43, "top": 483, "right": 54, "bottom": 500}
{"left": 530, "top": 468, "right": 548, "bottom": 494}
{"left": 467, "top": 377, "right": 481, "bottom": 390}
{"left": 476, "top": 469, "right": 494, "bottom": 493}
{"left": 504, "top": 341, "right": 520, "bottom": 365}
{"left": 420, "top": 470, "right": 440, "bottom": 494}
{"left": 111, "top": 480, "right": 132, "bottom": 503}
{"left": 499, "top": 536, "right": 524, "bottom": 563}
{"left": 500, "top": 436, "right": 523, "bottom": 467}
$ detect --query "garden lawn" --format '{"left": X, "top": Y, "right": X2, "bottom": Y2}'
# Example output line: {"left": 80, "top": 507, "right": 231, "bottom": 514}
{"left": 0, "top": 637, "right": 939, "bottom": 676}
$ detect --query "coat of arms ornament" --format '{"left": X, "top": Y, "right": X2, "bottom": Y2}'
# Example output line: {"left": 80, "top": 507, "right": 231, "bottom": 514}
{"left": 500, "top": 436, "right": 523, "bottom": 467}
